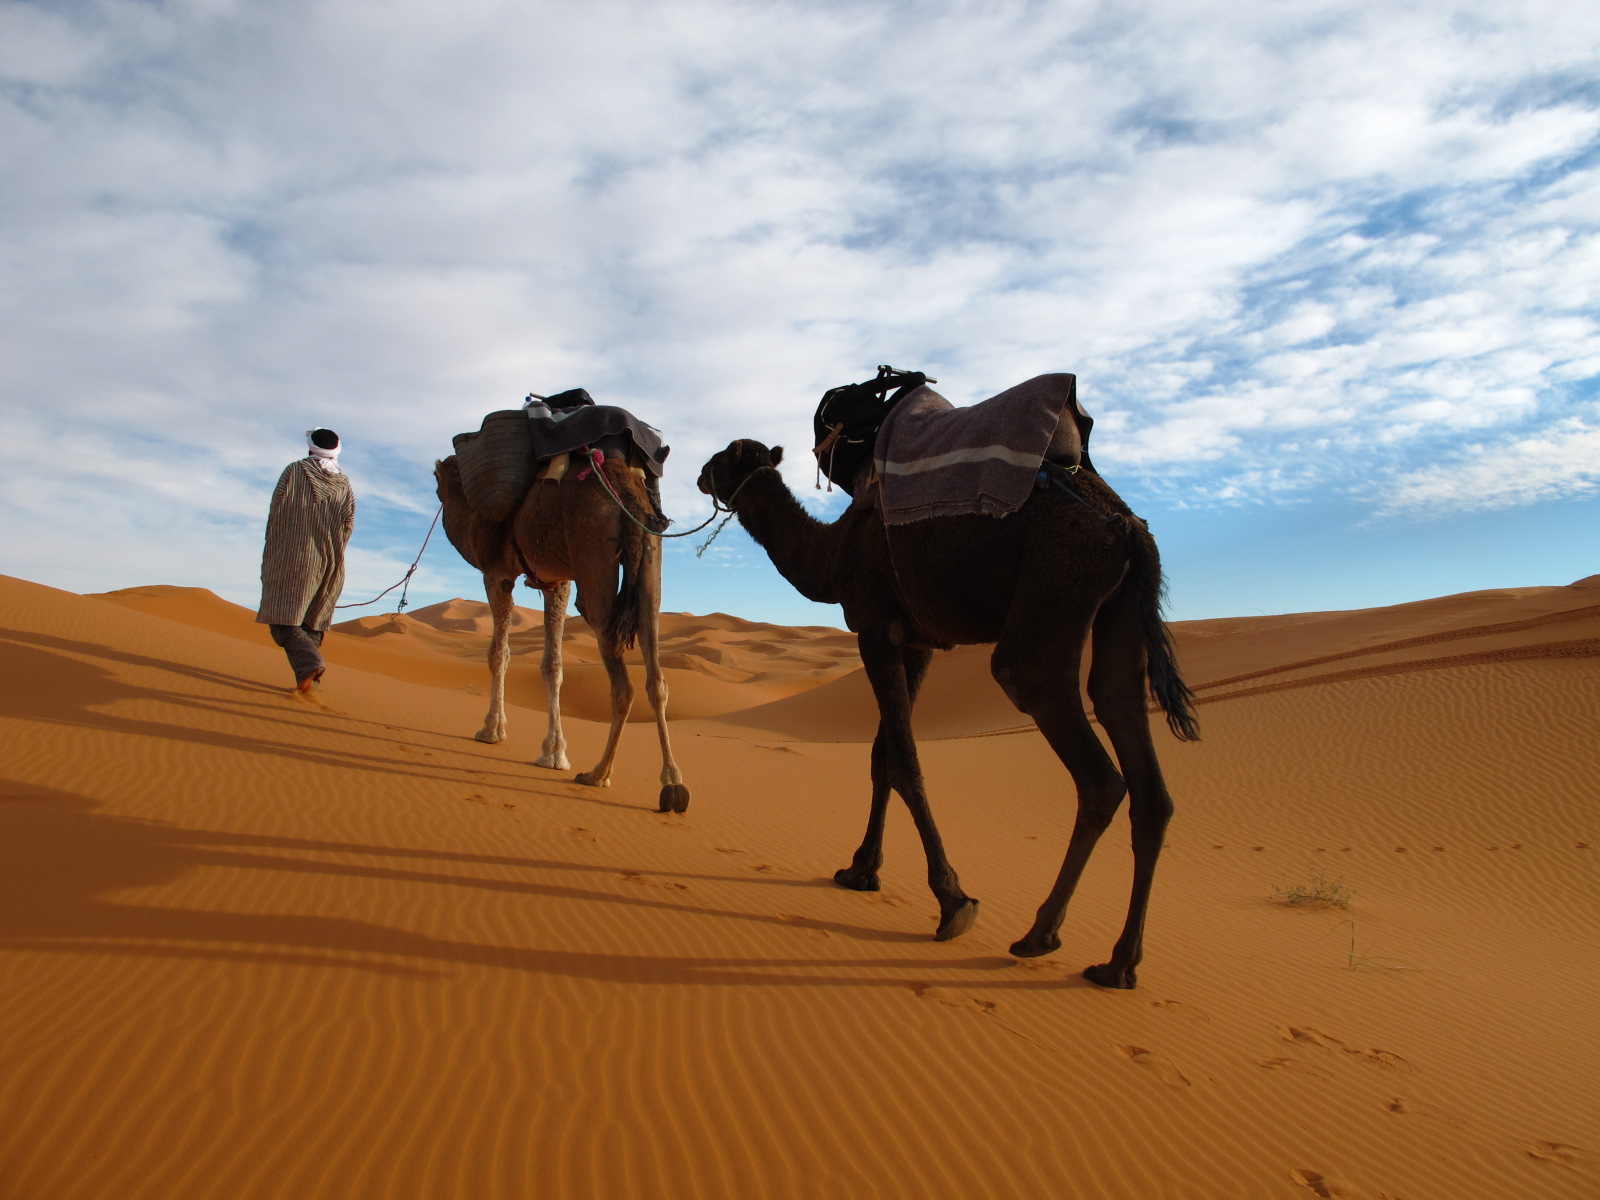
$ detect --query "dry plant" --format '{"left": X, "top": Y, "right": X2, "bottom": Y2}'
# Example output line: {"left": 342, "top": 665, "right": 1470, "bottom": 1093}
{"left": 1334, "top": 919, "right": 1417, "bottom": 973}
{"left": 1270, "top": 870, "right": 1353, "bottom": 909}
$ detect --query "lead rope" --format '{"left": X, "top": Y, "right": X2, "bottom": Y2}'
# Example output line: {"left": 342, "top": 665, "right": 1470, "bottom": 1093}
{"left": 579, "top": 450, "right": 769, "bottom": 557}
{"left": 333, "top": 503, "right": 443, "bottom": 612}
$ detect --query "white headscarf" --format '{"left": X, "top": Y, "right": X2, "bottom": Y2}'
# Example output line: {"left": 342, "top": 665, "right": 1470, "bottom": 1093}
{"left": 306, "top": 429, "right": 343, "bottom": 474}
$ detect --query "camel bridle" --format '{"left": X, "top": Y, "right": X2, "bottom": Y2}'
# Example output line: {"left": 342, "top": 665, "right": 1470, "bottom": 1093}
{"left": 705, "top": 458, "right": 774, "bottom": 510}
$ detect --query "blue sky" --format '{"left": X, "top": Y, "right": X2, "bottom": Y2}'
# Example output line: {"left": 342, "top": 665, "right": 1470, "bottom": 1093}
{"left": 2, "top": 0, "right": 1596, "bottom": 629}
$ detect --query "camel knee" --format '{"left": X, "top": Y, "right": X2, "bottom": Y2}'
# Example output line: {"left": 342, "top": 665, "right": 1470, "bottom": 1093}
{"left": 1087, "top": 671, "right": 1145, "bottom": 715}
{"left": 612, "top": 681, "right": 635, "bottom": 713}
{"left": 992, "top": 654, "right": 1076, "bottom": 717}
{"left": 991, "top": 660, "right": 1025, "bottom": 709}
{"left": 1127, "top": 790, "right": 1174, "bottom": 842}
{"left": 1075, "top": 777, "right": 1128, "bottom": 833}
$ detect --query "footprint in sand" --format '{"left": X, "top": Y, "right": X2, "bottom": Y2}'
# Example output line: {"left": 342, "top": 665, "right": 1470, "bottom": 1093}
{"left": 463, "top": 794, "right": 490, "bottom": 805}
{"left": 713, "top": 846, "right": 746, "bottom": 855}
{"left": 915, "top": 985, "right": 999, "bottom": 1015}
{"left": 1258, "top": 1057, "right": 1332, "bottom": 1080}
{"left": 777, "top": 913, "right": 831, "bottom": 940}
{"left": 566, "top": 826, "right": 597, "bottom": 842}
{"left": 865, "top": 893, "right": 908, "bottom": 908}
{"left": 619, "top": 872, "right": 689, "bottom": 892}
{"left": 1288, "top": 1168, "right": 1371, "bottom": 1198}
{"left": 748, "top": 863, "right": 785, "bottom": 874}
{"left": 1522, "top": 1139, "right": 1595, "bottom": 1171}
{"left": 1151, "top": 999, "right": 1209, "bottom": 1022}
{"left": 1278, "top": 1027, "right": 1414, "bottom": 1072}
{"left": 1280, "top": 1026, "right": 1347, "bottom": 1051}
{"left": 1382, "top": 1097, "right": 1448, "bottom": 1121}
{"left": 1010, "top": 956, "right": 1065, "bottom": 972}
{"left": 1115, "top": 1045, "right": 1190, "bottom": 1087}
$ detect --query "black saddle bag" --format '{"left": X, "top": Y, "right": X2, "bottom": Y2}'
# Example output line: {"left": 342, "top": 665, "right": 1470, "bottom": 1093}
{"left": 811, "top": 365, "right": 932, "bottom": 494}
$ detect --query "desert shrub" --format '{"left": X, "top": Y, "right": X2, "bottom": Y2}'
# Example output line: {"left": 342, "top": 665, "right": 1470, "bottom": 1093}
{"left": 1270, "top": 871, "right": 1353, "bottom": 909}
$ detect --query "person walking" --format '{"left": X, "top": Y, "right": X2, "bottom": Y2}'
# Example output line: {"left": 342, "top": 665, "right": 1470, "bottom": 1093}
{"left": 257, "top": 428, "right": 356, "bottom": 693}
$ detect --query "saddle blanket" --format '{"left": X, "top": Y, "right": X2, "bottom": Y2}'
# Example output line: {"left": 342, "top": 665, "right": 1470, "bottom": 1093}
{"left": 523, "top": 400, "right": 669, "bottom": 476}
{"left": 873, "top": 373, "right": 1083, "bottom": 525}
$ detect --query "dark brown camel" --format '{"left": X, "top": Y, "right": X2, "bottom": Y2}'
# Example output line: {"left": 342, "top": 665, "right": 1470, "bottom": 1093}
{"left": 697, "top": 441, "right": 1197, "bottom": 987}
{"left": 435, "top": 451, "right": 690, "bottom": 813}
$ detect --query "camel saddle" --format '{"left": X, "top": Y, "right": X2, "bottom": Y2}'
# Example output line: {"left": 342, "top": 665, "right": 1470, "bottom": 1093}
{"left": 868, "top": 373, "right": 1094, "bottom": 526}
{"left": 451, "top": 394, "right": 669, "bottom": 521}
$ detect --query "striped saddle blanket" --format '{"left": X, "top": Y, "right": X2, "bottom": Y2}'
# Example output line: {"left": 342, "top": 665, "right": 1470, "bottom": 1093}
{"left": 872, "top": 373, "right": 1092, "bottom": 525}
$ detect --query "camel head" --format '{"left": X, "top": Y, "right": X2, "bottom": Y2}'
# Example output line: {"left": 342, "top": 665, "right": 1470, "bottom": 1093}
{"left": 697, "top": 440, "right": 784, "bottom": 505}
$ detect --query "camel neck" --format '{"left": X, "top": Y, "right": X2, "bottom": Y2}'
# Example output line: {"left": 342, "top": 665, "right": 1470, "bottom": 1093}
{"left": 731, "top": 469, "right": 848, "bottom": 606}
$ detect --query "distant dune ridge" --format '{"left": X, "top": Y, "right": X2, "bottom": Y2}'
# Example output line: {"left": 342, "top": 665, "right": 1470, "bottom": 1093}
{"left": 2, "top": 570, "right": 1597, "bottom": 1200}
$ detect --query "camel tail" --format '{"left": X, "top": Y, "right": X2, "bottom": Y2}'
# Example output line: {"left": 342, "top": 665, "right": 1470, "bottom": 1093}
{"left": 1127, "top": 517, "right": 1200, "bottom": 742}
{"left": 605, "top": 464, "right": 650, "bottom": 652}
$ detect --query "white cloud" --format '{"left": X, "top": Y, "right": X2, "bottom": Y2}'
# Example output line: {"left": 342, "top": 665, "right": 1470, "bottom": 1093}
{"left": 1382, "top": 417, "right": 1600, "bottom": 514}
{"left": 1, "top": 0, "right": 1598, "bottom": 610}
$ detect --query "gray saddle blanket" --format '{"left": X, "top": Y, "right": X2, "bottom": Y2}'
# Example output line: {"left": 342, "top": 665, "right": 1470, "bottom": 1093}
{"left": 872, "top": 373, "right": 1088, "bottom": 525}
{"left": 451, "top": 402, "right": 668, "bottom": 521}
{"left": 522, "top": 400, "right": 669, "bottom": 476}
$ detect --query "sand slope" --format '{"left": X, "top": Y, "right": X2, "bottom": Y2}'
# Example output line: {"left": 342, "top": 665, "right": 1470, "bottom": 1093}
{"left": 3, "top": 572, "right": 1596, "bottom": 1200}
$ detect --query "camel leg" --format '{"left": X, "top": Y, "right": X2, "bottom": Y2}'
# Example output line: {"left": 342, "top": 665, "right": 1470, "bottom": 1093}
{"left": 475, "top": 575, "right": 514, "bottom": 744}
{"left": 858, "top": 635, "right": 977, "bottom": 941}
{"left": 835, "top": 646, "right": 931, "bottom": 891}
{"left": 635, "top": 551, "right": 690, "bottom": 813}
{"left": 574, "top": 632, "right": 633, "bottom": 787}
{"left": 993, "top": 595, "right": 1129, "bottom": 964}
{"left": 534, "top": 581, "right": 572, "bottom": 770}
{"left": 571, "top": 561, "right": 632, "bottom": 789}
{"left": 1080, "top": 584, "right": 1176, "bottom": 989}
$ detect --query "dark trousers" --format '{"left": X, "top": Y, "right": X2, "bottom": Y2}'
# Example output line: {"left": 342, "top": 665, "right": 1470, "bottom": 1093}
{"left": 269, "top": 623, "right": 326, "bottom": 683}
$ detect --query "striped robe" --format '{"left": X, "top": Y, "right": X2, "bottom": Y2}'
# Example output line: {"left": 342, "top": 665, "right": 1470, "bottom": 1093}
{"left": 256, "top": 459, "right": 356, "bottom": 629}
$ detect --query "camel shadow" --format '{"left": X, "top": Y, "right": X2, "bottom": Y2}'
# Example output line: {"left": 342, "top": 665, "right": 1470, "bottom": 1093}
{"left": 0, "top": 783, "right": 1095, "bottom": 994}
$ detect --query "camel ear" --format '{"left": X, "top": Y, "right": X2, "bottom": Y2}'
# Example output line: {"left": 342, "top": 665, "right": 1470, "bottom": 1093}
{"left": 770, "top": 445, "right": 784, "bottom": 467}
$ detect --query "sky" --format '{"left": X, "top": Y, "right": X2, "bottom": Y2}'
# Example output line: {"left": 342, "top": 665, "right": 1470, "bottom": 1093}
{"left": 2, "top": 0, "right": 1597, "bottom": 631}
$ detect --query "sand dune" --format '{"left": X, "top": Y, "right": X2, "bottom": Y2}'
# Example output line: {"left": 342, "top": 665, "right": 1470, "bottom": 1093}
{"left": 4, "top": 570, "right": 1596, "bottom": 1200}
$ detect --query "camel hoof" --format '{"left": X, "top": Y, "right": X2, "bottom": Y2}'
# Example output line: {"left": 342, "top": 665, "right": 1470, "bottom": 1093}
{"left": 535, "top": 755, "right": 570, "bottom": 770}
{"left": 832, "top": 867, "right": 880, "bottom": 892}
{"left": 574, "top": 772, "right": 610, "bottom": 788}
{"left": 1082, "top": 962, "right": 1138, "bottom": 989}
{"left": 934, "top": 898, "right": 979, "bottom": 942}
{"left": 474, "top": 728, "right": 505, "bottom": 744}
{"left": 658, "top": 784, "right": 691, "bottom": 814}
{"left": 1008, "top": 930, "right": 1061, "bottom": 958}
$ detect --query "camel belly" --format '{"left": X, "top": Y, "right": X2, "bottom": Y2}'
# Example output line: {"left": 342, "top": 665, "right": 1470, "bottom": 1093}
{"left": 882, "top": 513, "right": 1024, "bottom": 645}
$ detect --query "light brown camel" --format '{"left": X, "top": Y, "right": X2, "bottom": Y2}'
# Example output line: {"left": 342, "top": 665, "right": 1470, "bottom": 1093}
{"left": 434, "top": 451, "right": 691, "bottom": 813}
{"left": 697, "top": 440, "right": 1197, "bottom": 987}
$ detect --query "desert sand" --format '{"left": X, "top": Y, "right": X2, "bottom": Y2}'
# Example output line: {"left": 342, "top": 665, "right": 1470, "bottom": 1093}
{"left": 2, "top": 570, "right": 1596, "bottom": 1199}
